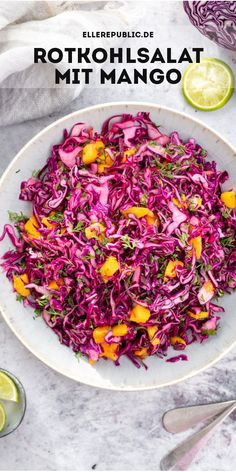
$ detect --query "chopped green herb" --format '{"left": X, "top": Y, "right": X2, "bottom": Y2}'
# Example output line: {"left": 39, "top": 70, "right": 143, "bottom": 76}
{"left": 32, "top": 169, "right": 40, "bottom": 178}
{"left": 34, "top": 308, "right": 42, "bottom": 317}
{"left": 50, "top": 211, "right": 64, "bottom": 222}
{"left": 101, "top": 236, "right": 111, "bottom": 246}
{"left": 165, "top": 172, "right": 174, "bottom": 179}
{"left": 134, "top": 325, "right": 146, "bottom": 331}
{"left": 72, "top": 221, "right": 85, "bottom": 232}
{"left": 16, "top": 294, "right": 24, "bottom": 303}
{"left": 120, "top": 234, "right": 137, "bottom": 250}
{"left": 149, "top": 140, "right": 158, "bottom": 146}
{"left": 193, "top": 273, "right": 201, "bottom": 286}
{"left": 157, "top": 259, "right": 168, "bottom": 279}
{"left": 166, "top": 163, "right": 174, "bottom": 170}
{"left": 47, "top": 308, "right": 64, "bottom": 316}
{"left": 220, "top": 236, "right": 235, "bottom": 247}
{"left": 140, "top": 193, "right": 148, "bottom": 205}
{"left": 205, "top": 263, "right": 212, "bottom": 271}
{"left": 36, "top": 261, "right": 44, "bottom": 269}
{"left": 196, "top": 261, "right": 204, "bottom": 270}
{"left": 150, "top": 254, "right": 156, "bottom": 263}
{"left": 175, "top": 145, "right": 186, "bottom": 154}
{"left": 172, "top": 252, "right": 181, "bottom": 259}
{"left": 8, "top": 211, "right": 28, "bottom": 223}
{"left": 82, "top": 254, "right": 95, "bottom": 261}
{"left": 165, "top": 144, "right": 175, "bottom": 156}
{"left": 84, "top": 287, "right": 91, "bottom": 293}
{"left": 75, "top": 351, "right": 85, "bottom": 362}
{"left": 77, "top": 277, "right": 85, "bottom": 284}
{"left": 202, "top": 329, "right": 216, "bottom": 336}
{"left": 125, "top": 272, "right": 134, "bottom": 286}
{"left": 221, "top": 210, "right": 230, "bottom": 219}
{"left": 66, "top": 295, "right": 74, "bottom": 308}
{"left": 182, "top": 159, "right": 191, "bottom": 167}
{"left": 37, "top": 295, "right": 50, "bottom": 307}
{"left": 179, "top": 232, "right": 188, "bottom": 244}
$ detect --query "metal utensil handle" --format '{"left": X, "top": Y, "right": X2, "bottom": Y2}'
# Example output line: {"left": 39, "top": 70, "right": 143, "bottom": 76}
{"left": 163, "top": 400, "right": 235, "bottom": 433}
{"left": 160, "top": 401, "right": 236, "bottom": 471}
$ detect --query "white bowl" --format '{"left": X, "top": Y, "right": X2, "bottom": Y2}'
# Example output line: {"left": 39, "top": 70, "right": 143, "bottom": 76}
{"left": 0, "top": 102, "right": 236, "bottom": 391}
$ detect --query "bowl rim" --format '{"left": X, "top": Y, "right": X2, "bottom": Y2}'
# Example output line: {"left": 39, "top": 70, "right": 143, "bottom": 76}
{"left": 0, "top": 100, "right": 236, "bottom": 391}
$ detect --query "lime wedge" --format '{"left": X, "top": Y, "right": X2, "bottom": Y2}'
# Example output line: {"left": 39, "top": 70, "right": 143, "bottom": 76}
{"left": 182, "top": 58, "right": 234, "bottom": 111}
{"left": 0, "top": 372, "right": 19, "bottom": 402}
{"left": 0, "top": 402, "right": 6, "bottom": 432}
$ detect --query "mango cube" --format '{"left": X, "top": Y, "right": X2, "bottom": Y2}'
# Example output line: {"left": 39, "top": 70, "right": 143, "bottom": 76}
{"left": 13, "top": 273, "right": 30, "bottom": 297}
{"left": 130, "top": 304, "right": 151, "bottom": 323}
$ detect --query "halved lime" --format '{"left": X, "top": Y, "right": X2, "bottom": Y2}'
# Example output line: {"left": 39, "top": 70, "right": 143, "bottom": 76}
{"left": 182, "top": 58, "right": 234, "bottom": 111}
{"left": 0, "top": 402, "right": 6, "bottom": 432}
{"left": 0, "top": 372, "right": 19, "bottom": 402}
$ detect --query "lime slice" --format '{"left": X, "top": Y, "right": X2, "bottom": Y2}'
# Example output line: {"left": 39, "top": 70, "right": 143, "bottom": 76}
{"left": 0, "top": 402, "right": 6, "bottom": 432}
{"left": 0, "top": 372, "right": 19, "bottom": 402}
{"left": 182, "top": 58, "right": 234, "bottom": 111}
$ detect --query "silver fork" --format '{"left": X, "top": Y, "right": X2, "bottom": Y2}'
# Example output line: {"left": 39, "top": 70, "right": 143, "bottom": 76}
{"left": 162, "top": 399, "right": 236, "bottom": 433}
{"left": 160, "top": 400, "right": 236, "bottom": 470}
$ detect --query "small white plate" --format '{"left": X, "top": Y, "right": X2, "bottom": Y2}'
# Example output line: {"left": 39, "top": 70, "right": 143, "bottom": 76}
{"left": 0, "top": 102, "right": 236, "bottom": 390}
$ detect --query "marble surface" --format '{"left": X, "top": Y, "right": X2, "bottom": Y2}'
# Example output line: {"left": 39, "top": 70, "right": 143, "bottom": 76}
{"left": 1, "top": 1, "right": 236, "bottom": 470}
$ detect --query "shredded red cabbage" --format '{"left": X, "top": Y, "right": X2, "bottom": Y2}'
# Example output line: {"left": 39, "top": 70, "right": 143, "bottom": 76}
{"left": 184, "top": 1, "right": 236, "bottom": 51}
{"left": 1, "top": 112, "right": 235, "bottom": 368}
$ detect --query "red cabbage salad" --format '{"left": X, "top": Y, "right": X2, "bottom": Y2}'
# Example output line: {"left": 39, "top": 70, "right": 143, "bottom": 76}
{"left": 0, "top": 112, "right": 236, "bottom": 368}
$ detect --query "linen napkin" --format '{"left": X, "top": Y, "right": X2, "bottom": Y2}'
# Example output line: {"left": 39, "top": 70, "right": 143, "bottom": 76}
{"left": 0, "top": 0, "right": 144, "bottom": 126}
